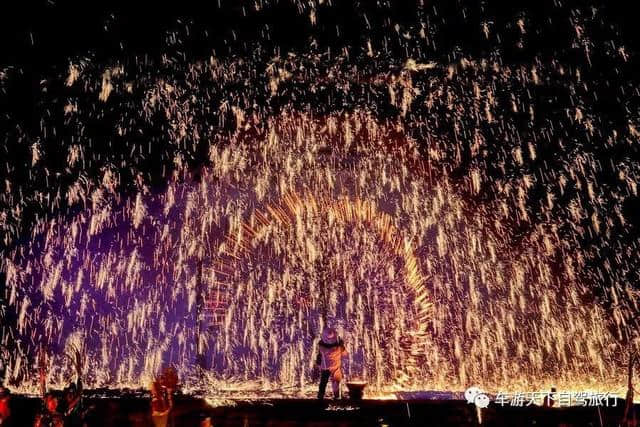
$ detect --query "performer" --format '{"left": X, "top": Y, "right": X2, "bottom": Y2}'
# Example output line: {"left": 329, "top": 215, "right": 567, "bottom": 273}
{"left": 315, "top": 327, "right": 347, "bottom": 400}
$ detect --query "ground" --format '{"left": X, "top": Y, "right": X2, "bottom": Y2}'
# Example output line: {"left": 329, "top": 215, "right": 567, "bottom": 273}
{"left": 3, "top": 394, "right": 632, "bottom": 426}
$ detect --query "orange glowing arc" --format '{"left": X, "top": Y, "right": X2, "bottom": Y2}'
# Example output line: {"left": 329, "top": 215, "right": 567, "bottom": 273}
{"left": 208, "top": 191, "right": 432, "bottom": 371}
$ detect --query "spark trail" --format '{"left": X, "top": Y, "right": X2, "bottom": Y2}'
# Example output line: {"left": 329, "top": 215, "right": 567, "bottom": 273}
{"left": 1, "top": 0, "right": 639, "bottom": 398}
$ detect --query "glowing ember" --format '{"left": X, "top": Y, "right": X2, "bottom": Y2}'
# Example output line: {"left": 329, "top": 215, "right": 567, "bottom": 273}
{"left": 0, "top": 0, "right": 638, "bottom": 402}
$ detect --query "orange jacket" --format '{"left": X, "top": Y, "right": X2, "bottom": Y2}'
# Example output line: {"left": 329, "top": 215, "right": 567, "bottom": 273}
{"left": 316, "top": 338, "right": 347, "bottom": 371}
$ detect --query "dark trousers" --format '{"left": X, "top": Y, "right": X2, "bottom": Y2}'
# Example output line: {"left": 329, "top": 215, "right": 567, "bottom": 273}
{"left": 317, "top": 370, "right": 331, "bottom": 400}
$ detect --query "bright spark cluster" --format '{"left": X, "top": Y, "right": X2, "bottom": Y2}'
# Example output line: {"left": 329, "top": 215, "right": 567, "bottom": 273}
{"left": 1, "top": 0, "right": 639, "bottom": 399}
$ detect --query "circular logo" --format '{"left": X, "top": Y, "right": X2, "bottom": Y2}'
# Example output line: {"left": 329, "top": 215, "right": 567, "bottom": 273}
{"left": 465, "top": 386, "right": 490, "bottom": 408}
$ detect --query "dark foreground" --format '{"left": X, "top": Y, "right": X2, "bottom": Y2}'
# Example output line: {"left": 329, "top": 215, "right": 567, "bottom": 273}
{"left": 3, "top": 394, "right": 636, "bottom": 426}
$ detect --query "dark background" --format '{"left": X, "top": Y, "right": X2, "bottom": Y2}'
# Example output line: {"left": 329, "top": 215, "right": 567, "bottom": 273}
{"left": 2, "top": 0, "right": 638, "bottom": 251}
{"left": 0, "top": 0, "right": 638, "bottom": 64}
{"left": 2, "top": 0, "right": 640, "bottom": 379}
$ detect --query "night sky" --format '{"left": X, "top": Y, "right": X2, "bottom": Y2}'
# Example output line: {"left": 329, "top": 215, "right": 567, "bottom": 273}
{"left": 2, "top": 0, "right": 640, "bottom": 392}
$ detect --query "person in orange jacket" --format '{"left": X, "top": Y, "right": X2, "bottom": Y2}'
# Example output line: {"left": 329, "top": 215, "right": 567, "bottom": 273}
{"left": 315, "top": 327, "right": 347, "bottom": 400}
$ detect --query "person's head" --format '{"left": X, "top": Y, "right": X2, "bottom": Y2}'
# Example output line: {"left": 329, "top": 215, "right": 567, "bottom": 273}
{"left": 45, "top": 393, "right": 58, "bottom": 412}
{"left": 321, "top": 327, "right": 338, "bottom": 344}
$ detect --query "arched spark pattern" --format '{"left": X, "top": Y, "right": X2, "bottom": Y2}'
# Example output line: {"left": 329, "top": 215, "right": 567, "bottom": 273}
{"left": 204, "top": 191, "right": 432, "bottom": 387}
